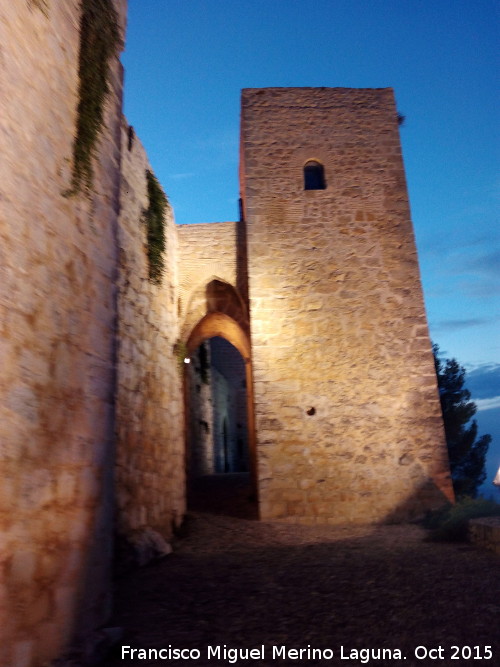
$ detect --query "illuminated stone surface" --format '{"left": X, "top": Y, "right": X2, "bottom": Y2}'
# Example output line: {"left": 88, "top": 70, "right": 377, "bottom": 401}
{"left": 0, "top": 4, "right": 453, "bottom": 665}
{"left": 239, "top": 87, "right": 454, "bottom": 523}
{"left": 0, "top": 2, "right": 127, "bottom": 665}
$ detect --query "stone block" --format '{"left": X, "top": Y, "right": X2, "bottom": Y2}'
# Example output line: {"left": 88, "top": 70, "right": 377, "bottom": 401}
{"left": 11, "top": 640, "right": 33, "bottom": 667}
{"left": 9, "top": 550, "right": 37, "bottom": 587}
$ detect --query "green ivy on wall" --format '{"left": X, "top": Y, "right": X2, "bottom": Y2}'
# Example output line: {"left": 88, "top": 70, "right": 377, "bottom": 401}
{"left": 145, "top": 170, "right": 168, "bottom": 284}
{"left": 66, "top": 0, "right": 120, "bottom": 195}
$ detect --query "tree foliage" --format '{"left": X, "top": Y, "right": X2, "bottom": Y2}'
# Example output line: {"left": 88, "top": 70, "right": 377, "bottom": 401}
{"left": 433, "top": 344, "right": 491, "bottom": 498}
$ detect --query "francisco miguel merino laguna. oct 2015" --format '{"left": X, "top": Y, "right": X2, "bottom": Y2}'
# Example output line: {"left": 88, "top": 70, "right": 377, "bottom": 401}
{"left": 120, "top": 644, "right": 421, "bottom": 662}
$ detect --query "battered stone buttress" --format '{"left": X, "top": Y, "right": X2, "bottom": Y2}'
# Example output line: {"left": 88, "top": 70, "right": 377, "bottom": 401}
{"left": 239, "top": 87, "right": 454, "bottom": 523}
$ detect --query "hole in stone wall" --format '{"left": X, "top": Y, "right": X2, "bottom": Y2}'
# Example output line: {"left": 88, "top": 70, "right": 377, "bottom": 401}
{"left": 304, "top": 160, "right": 326, "bottom": 190}
{"left": 307, "top": 407, "right": 316, "bottom": 416}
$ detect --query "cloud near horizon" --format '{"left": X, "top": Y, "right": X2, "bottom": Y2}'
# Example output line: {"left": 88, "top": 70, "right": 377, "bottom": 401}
{"left": 465, "top": 363, "right": 500, "bottom": 404}
{"left": 475, "top": 396, "right": 500, "bottom": 412}
{"left": 432, "top": 317, "right": 495, "bottom": 332}
{"left": 465, "top": 249, "right": 500, "bottom": 277}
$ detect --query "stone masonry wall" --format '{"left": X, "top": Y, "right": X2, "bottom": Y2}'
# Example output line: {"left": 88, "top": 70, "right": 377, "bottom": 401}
{"left": 115, "top": 121, "right": 185, "bottom": 539}
{"left": 186, "top": 342, "right": 214, "bottom": 477}
{"left": 0, "top": 20, "right": 458, "bottom": 662}
{"left": 0, "top": 2, "right": 127, "bottom": 665}
{"left": 177, "top": 221, "right": 240, "bottom": 338}
{"left": 240, "top": 87, "right": 454, "bottom": 524}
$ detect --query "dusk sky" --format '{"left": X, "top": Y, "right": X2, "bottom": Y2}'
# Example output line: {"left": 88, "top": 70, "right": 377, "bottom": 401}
{"left": 121, "top": 0, "right": 499, "bottom": 493}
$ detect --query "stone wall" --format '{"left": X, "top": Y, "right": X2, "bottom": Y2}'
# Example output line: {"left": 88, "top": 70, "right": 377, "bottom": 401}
{"left": 177, "top": 221, "right": 245, "bottom": 338}
{"left": 0, "top": 17, "right": 458, "bottom": 659}
{"left": 186, "top": 342, "right": 214, "bottom": 477}
{"left": 468, "top": 517, "right": 500, "bottom": 556}
{"left": 178, "top": 223, "right": 254, "bottom": 487}
{"left": 240, "top": 87, "right": 454, "bottom": 524}
{"left": 115, "top": 121, "right": 185, "bottom": 538}
{"left": 0, "top": 1, "right": 127, "bottom": 665}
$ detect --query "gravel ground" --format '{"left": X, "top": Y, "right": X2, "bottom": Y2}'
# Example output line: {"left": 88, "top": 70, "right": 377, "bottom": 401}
{"left": 108, "top": 478, "right": 500, "bottom": 667}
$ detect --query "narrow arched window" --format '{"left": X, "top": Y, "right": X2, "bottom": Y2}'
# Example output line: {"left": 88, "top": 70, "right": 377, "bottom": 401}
{"left": 304, "top": 160, "right": 326, "bottom": 190}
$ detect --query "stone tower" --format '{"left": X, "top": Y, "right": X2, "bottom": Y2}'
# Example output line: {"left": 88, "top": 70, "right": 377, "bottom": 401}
{"left": 240, "top": 87, "right": 453, "bottom": 523}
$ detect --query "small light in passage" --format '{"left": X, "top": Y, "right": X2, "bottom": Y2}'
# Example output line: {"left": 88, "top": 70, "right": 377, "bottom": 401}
{"left": 184, "top": 357, "right": 191, "bottom": 364}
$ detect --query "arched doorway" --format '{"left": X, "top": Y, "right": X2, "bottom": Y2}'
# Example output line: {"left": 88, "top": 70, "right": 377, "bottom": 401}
{"left": 186, "top": 337, "right": 249, "bottom": 477}
{"left": 183, "top": 312, "right": 257, "bottom": 519}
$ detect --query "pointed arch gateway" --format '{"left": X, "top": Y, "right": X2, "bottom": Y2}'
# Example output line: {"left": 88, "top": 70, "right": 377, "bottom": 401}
{"left": 184, "top": 310, "right": 258, "bottom": 516}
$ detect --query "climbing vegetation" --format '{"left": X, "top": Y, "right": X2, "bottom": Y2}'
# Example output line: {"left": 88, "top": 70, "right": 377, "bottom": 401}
{"left": 145, "top": 170, "right": 168, "bottom": 284}
{"left": 66, "top": 0, "right": 120, "bottom": 195}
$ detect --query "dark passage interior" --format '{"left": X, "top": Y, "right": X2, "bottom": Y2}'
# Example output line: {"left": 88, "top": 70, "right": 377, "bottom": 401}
{"left": 186, "top": 336, "right": 256, "bottom": 518}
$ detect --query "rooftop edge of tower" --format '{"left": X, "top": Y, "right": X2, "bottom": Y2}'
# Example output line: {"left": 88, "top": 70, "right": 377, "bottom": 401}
{"left": 240, "top": 86, "right": 395, "bottom": 108}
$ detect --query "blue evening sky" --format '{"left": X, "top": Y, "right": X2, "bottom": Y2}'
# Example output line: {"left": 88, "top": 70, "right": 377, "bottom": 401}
{"left": 121, "top": 0, "right": 499, "bottom": 492}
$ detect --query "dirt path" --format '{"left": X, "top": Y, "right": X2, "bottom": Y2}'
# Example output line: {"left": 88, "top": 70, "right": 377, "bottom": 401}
{"left": 107, "top": 505, "right": 500, "bottom": 667}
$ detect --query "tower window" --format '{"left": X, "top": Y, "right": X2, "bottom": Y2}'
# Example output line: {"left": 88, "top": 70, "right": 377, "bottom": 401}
{"left": 304, "top": 160, "right": 326, "bottom": 190}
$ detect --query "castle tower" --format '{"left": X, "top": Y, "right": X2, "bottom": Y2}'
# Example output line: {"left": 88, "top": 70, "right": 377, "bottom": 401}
{"left": 239, "top": 87, "right": 453, "bottom": 523}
